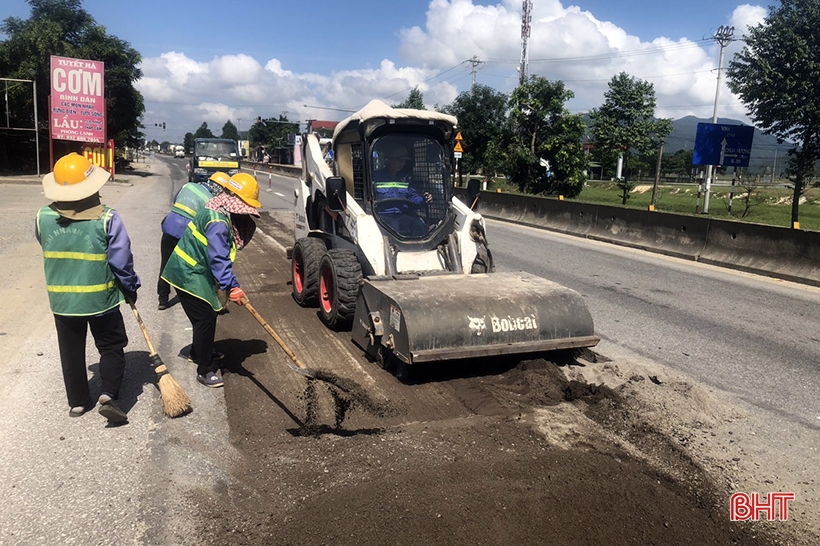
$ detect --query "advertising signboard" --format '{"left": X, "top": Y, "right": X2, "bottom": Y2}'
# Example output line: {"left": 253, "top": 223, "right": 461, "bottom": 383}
{"left": 50, "top": 56, "right": 105, "bottom": 143}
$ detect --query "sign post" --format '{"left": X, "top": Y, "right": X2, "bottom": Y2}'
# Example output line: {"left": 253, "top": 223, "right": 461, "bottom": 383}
{"left": 693, "top": 122, "right": 754, "bottom": 214}
{"left": 454, "top": 131, "right": 464, "bottom": 187}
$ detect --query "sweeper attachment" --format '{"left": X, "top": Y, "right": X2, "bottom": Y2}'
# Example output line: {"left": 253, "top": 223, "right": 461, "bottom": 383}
{"left": 291, "top": 100, "right": 598, "bottom": 375}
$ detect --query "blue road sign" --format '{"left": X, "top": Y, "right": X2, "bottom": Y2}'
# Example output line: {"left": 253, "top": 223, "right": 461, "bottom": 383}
{"left": 693, "top": 123, "right": 754, "bottom": 167}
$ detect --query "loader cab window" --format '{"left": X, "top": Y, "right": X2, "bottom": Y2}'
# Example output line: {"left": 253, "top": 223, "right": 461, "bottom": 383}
{"left": 371, "top": 136, "right": 449, "bottom": 239}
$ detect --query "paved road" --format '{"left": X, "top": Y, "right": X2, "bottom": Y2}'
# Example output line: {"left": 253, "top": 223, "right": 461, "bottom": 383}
{"left": 2, "top": 156, "right": 816, "bottom": 543}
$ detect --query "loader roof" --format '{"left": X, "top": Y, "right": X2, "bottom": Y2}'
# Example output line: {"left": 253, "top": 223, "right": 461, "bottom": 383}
{"left": 333, "top": 99, "right": 457, "bottom": 142}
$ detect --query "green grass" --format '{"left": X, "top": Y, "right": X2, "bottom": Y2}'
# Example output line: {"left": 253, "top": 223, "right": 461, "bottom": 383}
{"left": 466, "top": 176, "right": 820, "bottom": 232}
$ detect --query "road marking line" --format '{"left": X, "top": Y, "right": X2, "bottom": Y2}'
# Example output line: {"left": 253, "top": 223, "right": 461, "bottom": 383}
{"left": 274, "top": 191, "right": 285, "bottom": 197}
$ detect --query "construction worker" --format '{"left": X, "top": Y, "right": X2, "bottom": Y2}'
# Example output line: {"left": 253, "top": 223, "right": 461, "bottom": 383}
{"left": 36, "top": 152, "right": 141, "bottom": 424}
{"left": 160, "top": 172, "right": 261, "bottom": 388}
{"left": 373, "top": 144, "right": 432, "bottom": 237}
{"left": 157, "top": 172, "right": 226, "bottom": 310}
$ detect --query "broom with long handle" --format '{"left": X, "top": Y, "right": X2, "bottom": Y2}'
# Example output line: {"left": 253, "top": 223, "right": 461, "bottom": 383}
{"left": 240, "top": 297, "right": 317, "bottom": 378}
{"left": 128, "top": 302, "right": 192, "bottom": 417}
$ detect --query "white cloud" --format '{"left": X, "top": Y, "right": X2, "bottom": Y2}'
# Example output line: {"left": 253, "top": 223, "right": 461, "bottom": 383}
{"left": 136, "top": 1, "right": 768, "bottom": 140}
{"left": 731, "top": 4, "right": 768, "bottom": 34}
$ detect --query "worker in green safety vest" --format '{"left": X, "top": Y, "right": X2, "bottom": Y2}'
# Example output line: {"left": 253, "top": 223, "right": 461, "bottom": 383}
{"left": 161, "top": 172, "right": 261, "bottom": 388}
{"left": 157, "top": 172, "right": 226, "bottom": 310}
{"left": 35, "top": 152, "right": 141, "bottom": 425}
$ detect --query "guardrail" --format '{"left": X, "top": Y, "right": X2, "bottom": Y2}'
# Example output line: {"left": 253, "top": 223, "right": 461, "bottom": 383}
{"left": 455, "top": 188, "right": 820, "bottom": 287}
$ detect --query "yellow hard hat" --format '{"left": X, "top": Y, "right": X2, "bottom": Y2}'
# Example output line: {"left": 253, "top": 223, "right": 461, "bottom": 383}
{"left": 225, "top": 172, "right": 262, "bottom": 208}
{"left": 42, "top": 152, "right": 111, "bottom": 201}
{"left": 209, "top": 171, "right": 230, "bottom": 187}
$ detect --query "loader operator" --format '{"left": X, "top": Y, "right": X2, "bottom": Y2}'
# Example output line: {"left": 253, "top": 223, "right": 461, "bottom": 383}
{"left": 157, "top": 172, "right": 226, "bottom": 311}
{"left": 161, "top": 173, "right": 261, "bottom": 388}
{"left": 374, "top": 145, "right": 432, "bottom": 238}
{"left": 35, "top": 152, "right": 141, "bottom": 425}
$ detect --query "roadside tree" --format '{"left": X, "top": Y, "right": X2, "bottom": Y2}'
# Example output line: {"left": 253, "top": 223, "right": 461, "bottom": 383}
{"left": 248, "top": 115, "right": 298, "bottom": 164}
{"left": 727, "top": 0, "right": 820, "bottom": 227}
{"left": 183, "top": 132, "right": 194, "bottom": 155}
{"left": 589, "top": 72, "right": 672, "bottom": 204}
{"left": 444, "top": 84, "right": 510, "bottom": 176}
{"left": 393, "top": 87, "right": 425, "bottom": 110}
{"left": 0, "top": 0, "right": 144, "bottom": 170}
{"left": 193, "top": 122, "right": 215, "bottom": 139}
{"left": 507, "top": 76, "right": 587, "bottom": 197}
{"left": 221, "top": 120, "right": 239, "bottom": 140}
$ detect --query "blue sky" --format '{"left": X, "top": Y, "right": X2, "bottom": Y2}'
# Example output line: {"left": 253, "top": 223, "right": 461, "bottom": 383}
{"left": 4, "top": 0, "right": 768, "bottom": 143}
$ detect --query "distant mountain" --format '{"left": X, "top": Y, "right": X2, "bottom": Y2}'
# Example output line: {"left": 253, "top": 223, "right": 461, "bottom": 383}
{"left": 666, "top": 116, "right": 793, "bottom": 173}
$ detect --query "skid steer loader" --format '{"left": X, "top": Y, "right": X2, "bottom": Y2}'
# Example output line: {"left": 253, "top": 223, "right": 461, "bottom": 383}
{"left": 291, "top": 100, "right": 598, "bottom": 376}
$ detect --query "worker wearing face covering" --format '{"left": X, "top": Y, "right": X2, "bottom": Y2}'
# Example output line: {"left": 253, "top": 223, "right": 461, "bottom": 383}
{"left": 161, "top": 173, "right": 261, "bottom": 388}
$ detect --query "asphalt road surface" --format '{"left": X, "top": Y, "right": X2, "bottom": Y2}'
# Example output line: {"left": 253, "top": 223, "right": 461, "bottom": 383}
{"left": 0, "top": 156, "right": 816, "bottom": 545}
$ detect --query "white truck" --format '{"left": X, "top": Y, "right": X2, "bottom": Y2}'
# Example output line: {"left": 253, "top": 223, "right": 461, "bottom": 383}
{"left": 174, "top": 145, "right": 185, "bottom": 158}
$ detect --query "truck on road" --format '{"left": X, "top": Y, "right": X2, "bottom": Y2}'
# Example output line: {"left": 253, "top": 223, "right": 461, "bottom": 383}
{"left": 174, "top": 145, "right": 185, "bottom": 158}
{"left": 188, "top": 138, "right": 240, "bottom": 183}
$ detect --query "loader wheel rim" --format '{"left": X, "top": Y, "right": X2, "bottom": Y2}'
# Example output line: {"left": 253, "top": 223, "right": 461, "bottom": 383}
{"left": 320, "top": 266, "right": 334, "bottom": 314}
{"left": 293, "top": 253, "right": 304, "bottom": 294}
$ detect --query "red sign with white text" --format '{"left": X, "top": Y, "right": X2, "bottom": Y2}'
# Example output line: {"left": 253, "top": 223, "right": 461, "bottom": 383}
{"left": 50, "top": 56, "right": 105, "bottom": 143}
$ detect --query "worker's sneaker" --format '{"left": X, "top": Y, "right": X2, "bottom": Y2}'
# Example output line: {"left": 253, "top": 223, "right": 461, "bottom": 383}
{"left": 197, "top": 372, "right": 224, "bottom": 388}
{"left": 69, "top": 405, "right": 91, "bottom": 417}
{"left": 98, "top": 394, "right": 128, "bottom": 425}
{"left": 158, "top": 298, "right": 169, "bottom": 311}
{"left": 188, "top": 350, "right": 225, "bottom": 364}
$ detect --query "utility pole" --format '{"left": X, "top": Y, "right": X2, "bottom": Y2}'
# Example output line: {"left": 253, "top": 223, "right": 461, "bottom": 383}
{"left": 464, "top": 55, "right": 485, "bottom": 86}
{"left": 517, "top": 0, "right": 533, "bottom": 87}
{"left": 650, "top": 139, "right": 665, "bottom": 210}
{"left": 703, "top": 25, "right": 734, "bottom": 214}
{"left": 771, "top": 149, "right": 777, "bottom": 185}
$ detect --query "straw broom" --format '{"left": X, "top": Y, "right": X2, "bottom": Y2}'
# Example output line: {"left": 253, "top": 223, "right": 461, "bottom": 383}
{"left": 129, "top": 302, "right": 192, "bottom": 417}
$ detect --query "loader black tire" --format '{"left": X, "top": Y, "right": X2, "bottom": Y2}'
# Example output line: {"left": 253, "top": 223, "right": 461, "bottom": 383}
{"left": 318, "top": 249, "right": 363, "bottom": 330}
{"left": 292, "top": 237, "right": 326, "bottom": 307}
{"left": 470, "top": 245, "right": 495, "bottom": 274}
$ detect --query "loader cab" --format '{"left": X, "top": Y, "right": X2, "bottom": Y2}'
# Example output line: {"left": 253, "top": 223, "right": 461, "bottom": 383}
{"left": 368, "top": 135, "right": 452, "bottom": 241}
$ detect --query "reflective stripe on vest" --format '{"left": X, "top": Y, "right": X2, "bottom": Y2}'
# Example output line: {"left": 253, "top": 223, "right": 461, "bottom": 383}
{"left": 374, "top": 181, "right": 410, "bottom": 189}
{"left": 37, "top": 206, "right": 124, "bottom": 316}
{"left": 161, "top": 208, "right": 236, "bottom": 311}
{"left": 171, "top": 183, "right": 212, "bottom": 221}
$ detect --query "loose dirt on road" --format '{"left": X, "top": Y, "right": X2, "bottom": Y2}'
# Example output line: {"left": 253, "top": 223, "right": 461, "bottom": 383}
{"left": 186, "top": 211, "right": 814, "bottom": 546}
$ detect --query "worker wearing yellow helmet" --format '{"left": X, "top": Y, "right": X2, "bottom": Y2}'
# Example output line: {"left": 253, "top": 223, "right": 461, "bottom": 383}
{"left": 35, "top": 152, "right": 141, "bottom": 424}
{"left": 157, "top": 171, "right": 226, "bottom": 311}
{"left": 161, "top": 172, "right": 261, "bottom": 388}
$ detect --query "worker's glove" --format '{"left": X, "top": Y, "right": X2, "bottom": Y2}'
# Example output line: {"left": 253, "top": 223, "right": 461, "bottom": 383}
{"left": 229, "top": 287, "right": 246, "bottom": 305}
{"left": 122, "top": 290, "right": 137, "bottom": 305}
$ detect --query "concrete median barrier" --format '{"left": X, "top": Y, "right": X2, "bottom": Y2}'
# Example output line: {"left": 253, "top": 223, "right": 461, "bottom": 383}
{"left": 700, "top": 219, "right": 820, "bottom": 286}
{"left": 590, "top": 207, "right": 709, "bottom": 261}
{"left": 455, "top": 189, "right": 598, "bottom": 236}
{"left": 455, "top": 189, "right": 820, "bottom": 286}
